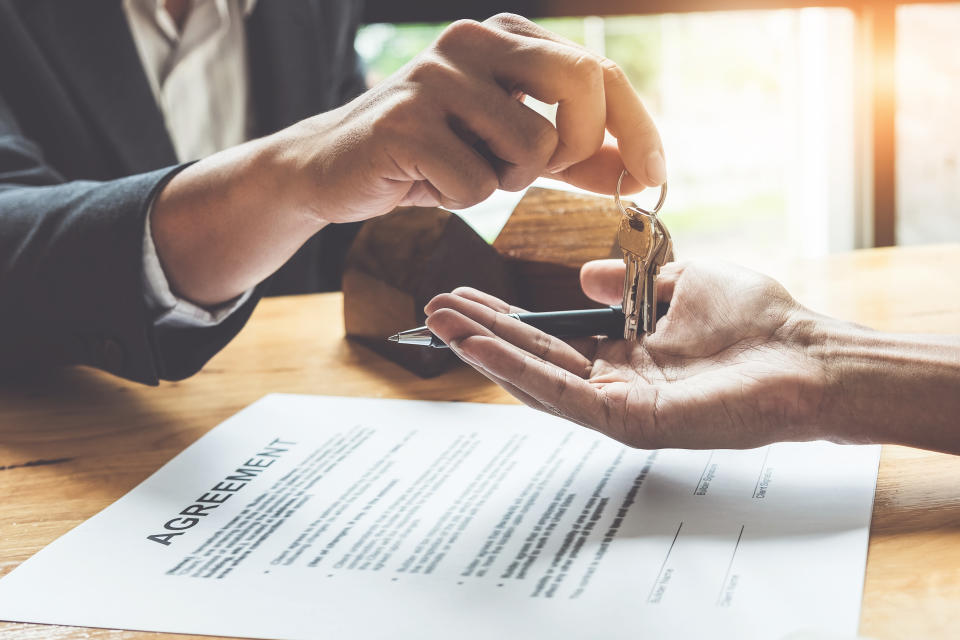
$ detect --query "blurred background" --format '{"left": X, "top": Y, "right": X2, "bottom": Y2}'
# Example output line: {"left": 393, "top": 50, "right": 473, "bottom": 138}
{"left": 358, "top": 1, "right": 960, "bottom": 274}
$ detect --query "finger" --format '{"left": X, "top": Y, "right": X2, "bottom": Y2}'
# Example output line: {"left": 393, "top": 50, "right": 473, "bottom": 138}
{"left": 602, "top": 61, "right": 666, "bottom": 188}
{"left": 421, "top": 283, "right": 564, "bottom": 408}
{"left": 448, "top": 340, "right": 543, "bottom": 408}
{"left": 454, "top": 333, "right": 612, "bottom": 433}
{"left": 432, "top": 66, "right": 558, "bottom": 192}
{"left": 580, "top": 259, "right": 687, "bottom": 309}
{"left": 580, "top": 259, "right": 625, "bottom": 305}
{"left": 448, "top": 337, "right": 590, "bottom": 428}
{"left": 484, "top": 13, "right": 589, "bottom": 52}
{"left": 427, "top": 288, "right": 598, "bottom": 360}
{"left": 446, "top": 291, "right": 603, "bottom": 361}
{"left": 547, "top": 138, "right": 646, "bottom": 194}
{"left": 441, "top": 22, "right": 605, "bottom": 174}
{"left": 426, "top": 286, "right": 527, "bottom": 315}
{"left": 481, "top": 15, "right": 665, "bottom": 187}
{"left": 440, "top": 289, "right": 605, "bottom": 363}
{"left": 466, "top": 356, "right": 591, "bottom": 424}
{"left": 392, "top": 119, "right": 499, "bottom": 209}
{"left": 452, "top": 286, "right": 527, "bottom": 314}
{"left": 425, "top": 297, "right": 592, "bottom": 377}
{"left": 491, "top": 42, "right": 605, "bottom": 173}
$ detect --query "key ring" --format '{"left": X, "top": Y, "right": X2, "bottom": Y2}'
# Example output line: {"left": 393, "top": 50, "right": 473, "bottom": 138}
{"left": 615, "top": 169, "right": 667, "bottom": 218}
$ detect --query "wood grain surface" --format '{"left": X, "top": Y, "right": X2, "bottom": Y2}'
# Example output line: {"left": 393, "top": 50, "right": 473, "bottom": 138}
{"left": 342, "top": 204, "right": 516, "bottom": 377}
{"left": 493, "top": 187, "right": 622, "bottom": 311}
{"left": 2, "top": 244, "right": 959, "bottom": 639}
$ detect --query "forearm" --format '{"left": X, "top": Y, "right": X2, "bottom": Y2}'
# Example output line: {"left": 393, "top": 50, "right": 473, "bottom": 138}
{"left": 150, "top": 135, "right": 324, "bottom": 307}
{"left": 809, "top": 316, "right": 960, "bottom": 453}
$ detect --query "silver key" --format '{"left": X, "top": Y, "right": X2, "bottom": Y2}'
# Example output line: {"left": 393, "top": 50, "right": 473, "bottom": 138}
{"left": 614, "top": 171, "right": 673, "bottom": 341}
{"left": 617, "top": 211, "right": 654, "bottom": 341}
{"left": 641, "top": 216, "right": 673, "bottom": 334}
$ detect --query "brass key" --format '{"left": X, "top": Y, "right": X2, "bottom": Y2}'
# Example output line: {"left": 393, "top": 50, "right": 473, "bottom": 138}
{"left": 614, "top": 171, "right": 672, "bottom": 341}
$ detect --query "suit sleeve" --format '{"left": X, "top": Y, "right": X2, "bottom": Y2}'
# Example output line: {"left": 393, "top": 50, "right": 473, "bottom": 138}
{"left": 0, "top": 94, "right": 263, "bottom": 384}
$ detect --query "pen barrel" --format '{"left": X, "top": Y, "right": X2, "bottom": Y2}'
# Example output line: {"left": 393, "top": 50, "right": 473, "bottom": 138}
{"left": 514, "top": 306, "right": 625, "bottom": 340}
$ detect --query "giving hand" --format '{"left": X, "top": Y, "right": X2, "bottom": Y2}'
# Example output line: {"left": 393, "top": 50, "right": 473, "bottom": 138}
{"left": 151, "top": 14, "right": 664, "bottom": 306}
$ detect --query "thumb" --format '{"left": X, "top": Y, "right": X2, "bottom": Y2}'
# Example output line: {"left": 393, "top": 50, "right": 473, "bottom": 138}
{"left": 579, "top": 259, "right": 625, "bottom": 305}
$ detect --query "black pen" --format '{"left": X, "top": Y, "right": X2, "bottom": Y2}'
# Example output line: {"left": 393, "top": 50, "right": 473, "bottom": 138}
{"left": 388, "top": 305, "right": 626, "bottom": 349}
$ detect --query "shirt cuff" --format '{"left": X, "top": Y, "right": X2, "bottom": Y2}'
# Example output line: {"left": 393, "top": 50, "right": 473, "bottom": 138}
{"left": 142, "top": 206, "right": 253, "bottom": 329}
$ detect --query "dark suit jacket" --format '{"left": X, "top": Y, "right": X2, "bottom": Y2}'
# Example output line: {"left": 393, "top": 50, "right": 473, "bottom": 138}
{"left": 0, "top": 0, "right": 366, "bottom": 384}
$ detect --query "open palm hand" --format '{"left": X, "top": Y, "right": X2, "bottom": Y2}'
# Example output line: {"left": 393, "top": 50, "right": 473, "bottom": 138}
{"left": 425, "top": 259, "right": 829, "bottom": 449}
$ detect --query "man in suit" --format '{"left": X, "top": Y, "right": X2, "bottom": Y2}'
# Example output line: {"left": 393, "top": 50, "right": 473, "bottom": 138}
{"left": 0, "top": 1, "right": 666, "bottom": 384}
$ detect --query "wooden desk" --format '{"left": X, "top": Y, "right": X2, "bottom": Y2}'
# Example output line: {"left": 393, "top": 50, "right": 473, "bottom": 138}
{"left": 2, "top": 244, "right": 960, "bottom": 639}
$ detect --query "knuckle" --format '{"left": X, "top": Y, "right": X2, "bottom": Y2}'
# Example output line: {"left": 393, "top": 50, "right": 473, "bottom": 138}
{"left": 484, "top": 12, "right": 530, "bottom": 31}
{"left": 435, "top": 19, "right": 489, "bottom": 52}
{"left": 551, "top": 367, "right": 570, "bottom": 398}
{"left": 532, "top": 331, "right": 553, "bottom": 359}
{"left": 573, "top": 53, "right": 604, "bottom": 84}
{"left": 406, "top": 56, "right": 453, "bottom": 85}
{"left": 600, "top": 57, "right": 629, "bottom": 87}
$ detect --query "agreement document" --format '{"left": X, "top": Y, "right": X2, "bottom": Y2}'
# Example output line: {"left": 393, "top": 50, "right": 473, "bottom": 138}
{"left": 0, "top": 394, "right": 880, "bottom": 639}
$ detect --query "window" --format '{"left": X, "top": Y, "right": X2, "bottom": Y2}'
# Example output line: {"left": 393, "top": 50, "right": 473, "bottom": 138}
{"left": 357, "top": 9, "right": 858, "bottom": 273}
{"left": 896, "top": 2, "right": 960, "bottom": 245}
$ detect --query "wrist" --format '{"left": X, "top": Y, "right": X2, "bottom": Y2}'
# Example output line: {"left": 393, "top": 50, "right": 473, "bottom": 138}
{"left": 790, "top": 312, "right": 879, "bottom": 444}
{"left": 243, "top": 133, "right": 329, "bottom": 230}
{"left": 801, "top": 315, "right": 960, "bottom": 452}
{"left": 264, "top": 111, "right": 348, "bottom": 226}
{"left": 151, "top": 137, "right": 326, "bottom": 306}
{"left": 771, "top": 307, "right": 843, "bottom": 442}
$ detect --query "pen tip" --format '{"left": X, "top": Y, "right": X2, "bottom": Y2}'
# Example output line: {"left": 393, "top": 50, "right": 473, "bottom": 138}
{"left": 387, "top": 334, "right": 399, "bottom": 343}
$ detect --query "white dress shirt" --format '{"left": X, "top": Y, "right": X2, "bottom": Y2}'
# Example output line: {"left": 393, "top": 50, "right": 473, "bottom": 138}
{"left": 124, "top": 0, "right": 257, "bottom": 328}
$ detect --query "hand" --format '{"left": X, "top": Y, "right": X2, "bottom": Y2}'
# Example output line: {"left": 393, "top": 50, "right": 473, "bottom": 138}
{"left": 152, "top": 13, "right": 664, "bottom": 307}
{"left": 424, "top": 259, "right": 833, "bottom": 450}
{"left": 275, "top": 13, "right": 665, "bottom": 223}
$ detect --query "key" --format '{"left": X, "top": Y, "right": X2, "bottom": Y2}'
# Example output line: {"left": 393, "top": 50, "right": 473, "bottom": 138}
{"left": 614, "top": 170, "right": 673, "bottom": 341}
{"left": 640, "top": 216, "right": 674, "bottom": 335}
{"left": 617, "top": 212, "right": 655, "bottom": 341}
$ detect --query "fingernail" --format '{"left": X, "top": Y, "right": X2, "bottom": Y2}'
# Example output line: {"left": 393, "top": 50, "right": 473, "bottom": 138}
{"left": 645, "top": 150, "right": 666, "bottom": 186}
{"left": 546, "top": 160, "right": 572, "bottom": 175}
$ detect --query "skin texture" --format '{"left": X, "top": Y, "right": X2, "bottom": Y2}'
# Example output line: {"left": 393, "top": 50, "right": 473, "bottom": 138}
{"left": 150, "top": 14, "right": 665, "bottom": 306}
{"left": 424, "top": 259, "right": 960, "bottom": 454}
